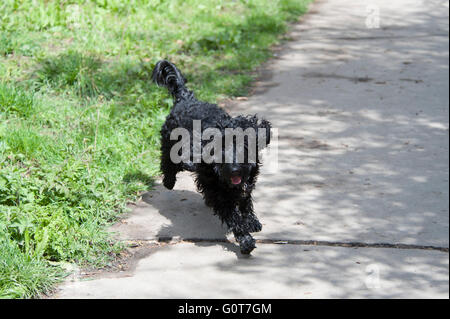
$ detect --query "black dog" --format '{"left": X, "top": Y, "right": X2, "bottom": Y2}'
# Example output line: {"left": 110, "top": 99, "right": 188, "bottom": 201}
{"left": 152, "top": 60, "right": 271, "bottom": 254}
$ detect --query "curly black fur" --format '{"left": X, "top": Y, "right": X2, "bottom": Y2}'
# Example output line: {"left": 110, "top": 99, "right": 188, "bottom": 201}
{"left": 153, "top": 60, "right": 271, "bottom": 254}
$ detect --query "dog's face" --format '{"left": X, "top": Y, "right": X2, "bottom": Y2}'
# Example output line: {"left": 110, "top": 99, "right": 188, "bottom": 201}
{"left": 212, "top": 115, "right": 271, "bottom": 189}
{"left": 213, "top": 162, "right": 256, "bottom": 189}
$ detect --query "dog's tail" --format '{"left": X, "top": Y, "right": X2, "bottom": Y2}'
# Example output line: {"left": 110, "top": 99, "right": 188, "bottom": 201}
{"left": 152, "top": 60, "right": 193, "bottom": 101}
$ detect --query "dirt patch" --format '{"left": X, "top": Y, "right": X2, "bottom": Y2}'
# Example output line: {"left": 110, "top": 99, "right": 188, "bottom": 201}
{"left": 303, "top": 72, "right": 374, "bottom": 83}
{"left": 74, "top": 241, "right": 166, "bottom": 281}
{"left": 281, "top": 136, "right": 332, "bottom": 150}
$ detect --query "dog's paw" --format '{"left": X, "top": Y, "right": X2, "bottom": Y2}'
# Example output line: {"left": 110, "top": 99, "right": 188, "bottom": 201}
{"left": 163, "top": 176, "right": 176, "bottom": 190}
{"left": 238, "top": 234, "right": 256, "bottom": 255}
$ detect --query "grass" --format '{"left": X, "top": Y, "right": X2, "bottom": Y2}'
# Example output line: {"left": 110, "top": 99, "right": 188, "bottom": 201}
{"left": 0, "top": 0, "right": 312, "bottom": 298}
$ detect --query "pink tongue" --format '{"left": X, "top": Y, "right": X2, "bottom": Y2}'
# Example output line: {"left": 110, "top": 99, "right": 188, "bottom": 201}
{"left": 231, "top": 176, "right": 242, "bottom": 185}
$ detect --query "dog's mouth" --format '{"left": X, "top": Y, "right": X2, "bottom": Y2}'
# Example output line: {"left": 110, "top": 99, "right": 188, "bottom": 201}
{"left": 231, "top": 176, "right": 242, "bottom": 185}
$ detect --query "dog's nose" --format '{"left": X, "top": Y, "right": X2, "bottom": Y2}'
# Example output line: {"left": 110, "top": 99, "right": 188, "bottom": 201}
{"left": 230, "top": 166, "right": 241, "bottom": 176}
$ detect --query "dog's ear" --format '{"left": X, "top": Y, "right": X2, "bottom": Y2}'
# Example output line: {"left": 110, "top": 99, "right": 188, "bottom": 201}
{"left": 213, "top": 163, "right": 222, "bottom": 176}
{"left": 256, "top": 118, "right": 271, "bottom": 149}
{"left": 229, "top": 114, "right": 271, "bottom": 153}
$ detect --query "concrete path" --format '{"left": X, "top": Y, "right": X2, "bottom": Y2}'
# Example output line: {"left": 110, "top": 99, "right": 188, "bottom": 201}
{"left": 54, "top": 0, "right": 449, "bottom": 298}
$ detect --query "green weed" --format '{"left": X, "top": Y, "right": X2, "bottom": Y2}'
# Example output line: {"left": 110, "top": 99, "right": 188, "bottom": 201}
{"left": 0, "top": 0, "right": 312, "bottom": 298}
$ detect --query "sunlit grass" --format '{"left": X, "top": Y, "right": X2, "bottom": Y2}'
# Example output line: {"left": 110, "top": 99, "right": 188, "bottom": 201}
{"left": 0, "top": 0, "right": 312, "bottom": 298}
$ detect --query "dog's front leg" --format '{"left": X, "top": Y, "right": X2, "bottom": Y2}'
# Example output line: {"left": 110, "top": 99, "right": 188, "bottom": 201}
{"left": 215, "top": 204, "right": 256, "bottom": 255}
{"left": 239, "top": 196, "right": 262, "bottom": 233}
